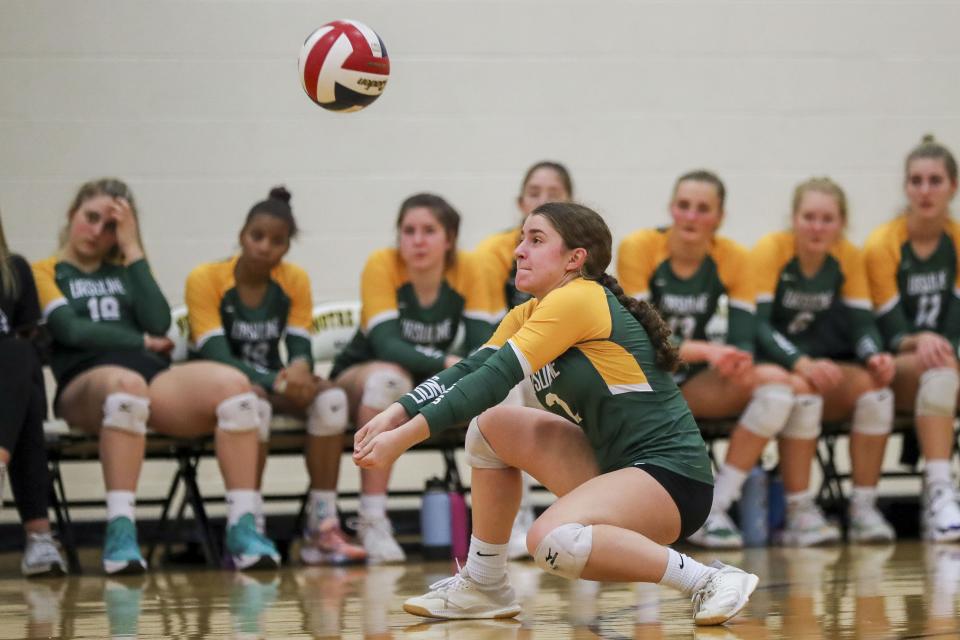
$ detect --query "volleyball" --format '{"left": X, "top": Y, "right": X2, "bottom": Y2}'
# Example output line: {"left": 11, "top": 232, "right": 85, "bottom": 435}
{"left": 298, "top": 20, "right": 390, "bottom": 112}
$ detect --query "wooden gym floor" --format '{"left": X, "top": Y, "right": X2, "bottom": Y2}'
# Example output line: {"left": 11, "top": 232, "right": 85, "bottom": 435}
{"left": 0, "top": 541, "right": 957, "bottom": 639}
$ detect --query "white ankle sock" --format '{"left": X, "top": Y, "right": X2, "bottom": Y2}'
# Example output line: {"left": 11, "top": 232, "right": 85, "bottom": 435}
{"left": 925, "top": 460, "right": 953, "bottom": 487}
{"left": 465, "top": 535, "right": 509, "bottom": 585}
{"left": 360, "top": 493, "right": 387, "bottom": 520}
{"left": 106, "top": 491, "right": 136, "bottom": 522}
{"left": 659, "top": 548, "right": 715, "bottom": 595}
{"left": 226, "top": 490, "right": 258, "bottom": 527}
{"left": 850, "top": 486, "right": 878, "bottom": 512}
{"left": 712, "top": 464, "right": 749, "bottom": 513}
{"left": 308, "top": 490, "right": 338, "bottom": 528}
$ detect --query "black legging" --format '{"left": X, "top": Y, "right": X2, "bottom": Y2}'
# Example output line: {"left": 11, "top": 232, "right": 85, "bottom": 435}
{"left": 0, "top": 338, "right": 51, "bottom": 523}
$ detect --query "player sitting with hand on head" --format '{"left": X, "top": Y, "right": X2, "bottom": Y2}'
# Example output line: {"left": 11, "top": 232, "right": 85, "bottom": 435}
{"left": 34, "top": 178, "right": 279, "bottom": 574}
{"left": 354, "top": 202, "right": 758, "bottom": 626}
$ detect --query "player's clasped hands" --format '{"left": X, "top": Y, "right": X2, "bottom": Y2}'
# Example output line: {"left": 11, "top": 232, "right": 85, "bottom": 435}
{"left": 353, "top": 404, "right": 424, "bottom": 469}
{"left": 707, "top": 344, "right": 753, "bottom": 379}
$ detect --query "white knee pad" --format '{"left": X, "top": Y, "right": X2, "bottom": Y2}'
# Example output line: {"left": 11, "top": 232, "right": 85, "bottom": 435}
{"left": 464, "top": 417, "right": 508, "bottom": 469}
{"left": 361, "top": 369, "right": 412, "bottom": 411}
{"left": 256, "top": 398, "right": 273, "bottom": 443}
{"left": 916, "top": 367, "right": 960, "bottom": 417}
{"left": 307, "top": 388, "right": 349, "bottom": 436}
{"left": 780, "top": 394, "right": 823, "bottom": 439}
{"left": 852, "top": 389, "right": 894, "bottom": 436}
{"left": 534, "top": 523, "right": 594, "bottom": 580}
{"left": 740, "top": 384, "right": 794, "bottom": 438}
{"left": 216, "top": 392, "right": 260, "bottom": 432}
{"left": 102, "top": 392, "right": 150, "bottom": 435}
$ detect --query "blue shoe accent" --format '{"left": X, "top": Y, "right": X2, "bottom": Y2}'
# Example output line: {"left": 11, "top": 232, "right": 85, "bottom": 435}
{"left": 226, "top": 514, "right": 280, "bottom": 571}
{"left": 103, "top": 517, "right": 147, "bottom": 575}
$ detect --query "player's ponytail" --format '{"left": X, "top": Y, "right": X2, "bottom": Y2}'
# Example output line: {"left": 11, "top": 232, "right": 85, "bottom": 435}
{"left": 531, "top": 201, "right": 681, "bottom": 373}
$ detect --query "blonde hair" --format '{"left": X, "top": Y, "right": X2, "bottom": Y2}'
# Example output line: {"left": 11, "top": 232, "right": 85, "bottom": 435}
{"left": 791, "top": 177, "right": 848, "bottom": 226}
{"left": 59, "top": 178, "right": 144, "bottom": 263}
{"left": 0, "top": 210, "right": 16, "bottom": 298}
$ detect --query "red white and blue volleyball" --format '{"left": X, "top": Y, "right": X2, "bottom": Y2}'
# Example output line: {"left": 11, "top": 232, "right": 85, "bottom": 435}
{"left": 298, "top": 20, "right": 390, "bottom": 112}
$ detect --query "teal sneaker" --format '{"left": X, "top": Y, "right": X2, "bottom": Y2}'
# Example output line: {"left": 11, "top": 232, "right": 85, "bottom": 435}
{"left": 226, "top": 513, "right": 281, "bottom": 571}
{"left": 103, "top": 517, "right": 147, "bottom": 575}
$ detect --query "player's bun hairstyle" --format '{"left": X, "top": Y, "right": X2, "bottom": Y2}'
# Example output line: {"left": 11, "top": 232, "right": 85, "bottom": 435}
{"left": 905, "top": 134, "right": 958, "bottom": 183}
{"left": 791, "top": 176, "right": 848, "bottom": 226}
{"left": 519, "top": 161, "right": 574, "bottom": 199}
{"left": 245, "top": 186, "right": 298, "bottom": 238}
{"left": 60, "top": 178, "right": 144, "bottom": 265}
{"left": 672, "top": 169, "right": 726, "bottom": 209}
{"left": 396, "top": 193, "right": 461, "bottom": 268}
{"left": 531, "top": 201, "right": 681, "bottom": 373}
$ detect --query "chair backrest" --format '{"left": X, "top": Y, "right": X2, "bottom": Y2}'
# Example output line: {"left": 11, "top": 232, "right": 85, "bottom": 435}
{"left": 312, "top": 300, "right": 361, "bottom": 362}
{"left": 167, "top": 306, "right": 191, "bottom": 363}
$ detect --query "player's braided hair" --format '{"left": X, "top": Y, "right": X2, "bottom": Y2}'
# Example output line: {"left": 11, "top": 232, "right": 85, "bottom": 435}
{"left": 531, "top": 202, "right": 681, "bottom": 373}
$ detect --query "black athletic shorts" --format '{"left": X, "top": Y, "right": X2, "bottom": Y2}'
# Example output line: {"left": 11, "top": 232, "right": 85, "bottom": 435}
{"left": 54, "top": 350, "right": 169, "bottom": 414}
{"left": 633, "top": 463, "right": 713, "bottom": 541}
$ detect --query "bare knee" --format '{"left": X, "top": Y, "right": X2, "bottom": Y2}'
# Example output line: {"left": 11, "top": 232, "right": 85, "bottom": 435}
{"left": 109, "top": 371, "right": 149, "bottom": 397}
{"left": 753, "top": 364, "right": 792, "bottom": 387}
{"left": 208, "top": 364, "right": 255, "bottom": 400}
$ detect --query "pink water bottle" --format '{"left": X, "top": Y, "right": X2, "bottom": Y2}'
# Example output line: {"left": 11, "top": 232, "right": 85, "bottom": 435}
{"left": 448, "top": 487, "right": 470, "bottom": 561}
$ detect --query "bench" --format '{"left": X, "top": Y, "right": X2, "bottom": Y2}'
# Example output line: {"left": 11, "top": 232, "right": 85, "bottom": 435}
{"left": 43, "top": 301, "right": 470, "bottom": 571}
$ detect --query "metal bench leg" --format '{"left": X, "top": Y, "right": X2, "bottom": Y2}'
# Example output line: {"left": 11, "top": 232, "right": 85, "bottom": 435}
{"left": 177, "top": 451, "right": 220, "bottom": 567}
{"left": 48, "top": 459, "right": 81, "bottom": 574}
{"left": 442, "top": 447, "right": 463, "bottom": 492}
{"left": 148, "top": 465, "right": 184, "bottom": 565}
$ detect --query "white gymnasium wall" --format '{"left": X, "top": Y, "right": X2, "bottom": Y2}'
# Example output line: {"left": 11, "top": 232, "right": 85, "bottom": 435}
{"left": 2, "top": 0, "right": 960, "bottom": 304}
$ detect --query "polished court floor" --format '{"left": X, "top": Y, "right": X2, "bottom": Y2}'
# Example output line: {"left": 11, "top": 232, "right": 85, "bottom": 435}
{"left": 0, "top": 541, "right": 958, "bottom": 639}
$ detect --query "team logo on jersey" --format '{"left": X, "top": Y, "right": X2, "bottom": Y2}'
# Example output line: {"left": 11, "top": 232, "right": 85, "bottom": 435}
{"left": 531, "top": 362, "right": 560, "bottom": 391}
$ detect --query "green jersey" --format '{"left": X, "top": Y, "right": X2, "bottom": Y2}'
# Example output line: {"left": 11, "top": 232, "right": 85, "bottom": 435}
{"left": 33, "top": 256, "right": 171, "bottom": 380}
{"left": 185, "top": 256, "right": 314, "bottom": 390}
{"left": 751, "top": 232, "right": 882, "bottom": 368}
{"left": 865, "top": 216, "right": 960, "bottom": 352}
{"left": 331, "top": 248, "right": 502, "bottom": 379}
{"left": 399, "top": 278, "right": 713, "bottom": 483}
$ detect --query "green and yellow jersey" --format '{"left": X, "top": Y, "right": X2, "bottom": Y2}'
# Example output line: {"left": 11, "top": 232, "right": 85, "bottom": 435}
{"left": 32, "top": 256, "right": 171, "bottom": 380}
{"left": 751, "top": 231, "right": 882, "bottom": 368}
{"left": 185, "top": 256, "right": 313, "bottom": 391}
{"left": 398, "top": 278, "right": 712, "bottom": 482}
{"left": 331, "top": 248, "right": 503, "bottom": 379}
{"left": 864, "top": 216, "right": 960, "bottom": 353}
{"left": 475, "top": 227, "right": 529, "bottom": 310}
{"left": 617, "top": 228, "right": 756, "bottom": 353}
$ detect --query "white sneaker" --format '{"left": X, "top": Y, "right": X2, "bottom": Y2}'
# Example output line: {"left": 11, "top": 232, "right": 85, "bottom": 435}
{"left": 691, "top": 560, "right": 759, "bottom": 626}
{"left": 922, "top": 483, "right": 960, "bottom": 542}
{"left": 355, "top": 514, "right": 406, "bottom": 563}
{"left": 403, "top": 568, "right": 521, "bottom": 619}
{"left": 778, "top": 500, "right": 840, "bottom": 547}
{"left": 848, "top": 504, "right": 896, "bottom": 543}
{"left": 687, "top": 511, "right": 744, "bottom": 549}
{"left": 21, "top": 532, "right": 67, "bottom": 577}
{"left": 507, "top": 506, "right": 534, "bottom": 560}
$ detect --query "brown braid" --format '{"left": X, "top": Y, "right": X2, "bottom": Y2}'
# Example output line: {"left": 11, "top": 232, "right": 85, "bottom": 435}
{"left": 531, "top": 202, "right": 682, "bottom": 373}
{"left": 596, "top": 273, "right": 681, "bottom": 372}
